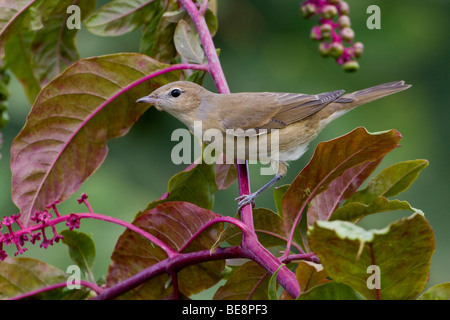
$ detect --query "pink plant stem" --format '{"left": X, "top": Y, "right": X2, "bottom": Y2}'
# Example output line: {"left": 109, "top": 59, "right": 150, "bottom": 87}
{"left": 177, "top": 0, "right": 254, "bottom": 230}
{"left": 178, "top": 216, "right": 252, "bottom": 253}
{"left": 178, "top": 0, "right": 300, "bottom": 298}
{"left": 15, "top": 213, "right": 178, "bottom": 258}
{"left": 92, "top": 246, "right": 246, "bottom": 300}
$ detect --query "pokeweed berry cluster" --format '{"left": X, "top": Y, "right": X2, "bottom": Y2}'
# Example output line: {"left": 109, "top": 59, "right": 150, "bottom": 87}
{"left": 0, "top": 196, "right": 84, "bottom": 261}
{"left": 301, "top": 0, "right": 363, "bottom": 72}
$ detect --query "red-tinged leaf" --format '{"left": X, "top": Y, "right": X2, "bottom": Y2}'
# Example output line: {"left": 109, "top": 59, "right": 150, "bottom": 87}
{"left": 11, "top": 53, "right": 178, "bottom": 226}
{"left": 307, "top": 158, "right": 383, "bottom": 226}
{"left": 0, "top": 257, "right": 67, "bottom": 299}
{"left": 295, "top": 260, "right": 329, "bottom": 293}
{"left": 213, "top": 261, "right": 270, "bottom": 300}
{"left": 0, "top": 0, "right": 42, "bottom": 60}
{"left": 107, "top": 201, "right": 225, "bottom": 299}
{"left": 282, "top": 127, "right": 402, "bottom": 238}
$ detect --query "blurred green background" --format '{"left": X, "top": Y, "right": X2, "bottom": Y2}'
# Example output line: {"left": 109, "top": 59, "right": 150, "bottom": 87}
{"left": 0, "top": 0, "right": 449, "bottom": 294}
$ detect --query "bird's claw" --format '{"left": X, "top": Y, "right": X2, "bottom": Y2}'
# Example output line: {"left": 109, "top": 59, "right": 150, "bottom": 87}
{"left": 235, "top": 194, "right": 257, "bottom": 212}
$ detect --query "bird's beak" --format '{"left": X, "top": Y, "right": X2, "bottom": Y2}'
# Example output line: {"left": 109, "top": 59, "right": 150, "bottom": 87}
{"left": 136, "top": 95, "right": 163, "bottom": 111}
{"left": 136, "top": 95, "right": 157, "bottom": 104}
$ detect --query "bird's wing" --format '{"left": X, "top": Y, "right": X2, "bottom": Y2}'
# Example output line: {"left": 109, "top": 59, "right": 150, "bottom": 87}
{"left": 220, "top": 90, "right": 345, "bottom": 132}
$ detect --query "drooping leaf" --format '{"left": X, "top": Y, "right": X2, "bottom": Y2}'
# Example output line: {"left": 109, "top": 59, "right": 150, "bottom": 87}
{"left": 345, "top": 159, "right": 429, "bottom": 205}
{"left": 107, "top": 201, "right": 225, "bottom": 299}
{"left": 140, "top": 5, "right": 180, "bottom": 63}
{"left": 0, "top": 257, "right": 67, "bottom": 299}
{"left": 30, "top": 0, "right": 96, "bottom": 86}
{"left": 60, "top": 229, "right": 96, "bottom": 278}
{"left": 174, "top": 19, "right": 205, "bottom": 64}
{"left": 282, "top": 127, "right": 402, "bottom": 240}
{"left": 138, "top": 161, "right": 218, "bottom": 215}
{"left": 417, "top": 283, "right": 450, "bottom": 300}
{"left": 308, "top": 213, "right": 435, "bottom": 300}
{"left": 0, "top": 0, "right": 43, "bottom": 60}
{"left": 11, "top": 53, "right": 178, "bottom": 226}
{"left": 307, "top": 158, "right": 382, "bottom": 226}
{"left": 295, "top": 260, "right": 329, "bottom": 292}
{"left": 330, "top": 197, "right": 423, "bottom": 222}
{"left": 85, "top": 0, "right": 158, "bottom": 36}
{"left": 4, "top": 32, "right": 41, "bottom": 102}
{"left": 213, "top": 261, "right": 269, "bottom": 300}
{"left": 297, "top": 281, "right": 363, "bottom": 300}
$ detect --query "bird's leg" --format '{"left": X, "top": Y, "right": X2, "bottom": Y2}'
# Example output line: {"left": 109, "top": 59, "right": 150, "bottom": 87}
{"left": 236, "top": 174, "right": 284, "bottom": 212}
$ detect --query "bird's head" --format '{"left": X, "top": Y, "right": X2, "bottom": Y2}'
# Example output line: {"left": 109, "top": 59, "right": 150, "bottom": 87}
{"left": 136, "top": 81, "right": 205, "bottom": 117}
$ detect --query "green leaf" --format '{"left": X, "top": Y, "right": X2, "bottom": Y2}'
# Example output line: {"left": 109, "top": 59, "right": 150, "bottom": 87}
{"left": 417, "top": 283, "right": 450, "bottom": 300}
{"left": 268, "top": 264, "right": 284, "bottom": 300}
{"left": 11, "top": 53, "right": 178, "bottom": 227}
{"left": 30, "top": 0, "right": 96, "bottom": 86}
{"left": 213, "top": 261, "right": 269, "bottom": 300}
{"left": 174, "top": 19, "right": 205, "bottom": 64}
{"left": 139, "top": 161, "right": 218, "bottom": 215}
{"left": 273, "top": 184, "right": 289, "bottom": 217}
{"left": 0, "top": 0, "right": 43, "bottom": 60}
{"left": 330, "top": 197, "right": 423, "bottom": 222}
{"left": 4, "top": 32, "right": 41, "bottom": 103}
{"left": 85, "top": 0, "right": 158, "bottom": 36}
{"left": 282, "top": 127, "right": 402, "bottom": 241}
{"left": 140, "top": 6, "right": 180, "bottom": 63}
{"left": 346, "top": 159, "right": 429, "bottom": 205}
{"left": 60, "top": 229, "right": 96, "bottom": 278}
{"left": 297, "top": 281, "right": 363, "bottom": 300}
{"left": 107, "top": 201, "right": 225, "bottom": 299}
{"left": 308, "top": 213, "right": 435, "bottom": 300}
{"left": 0, "top": 257, "right": 67, "bottom": 299}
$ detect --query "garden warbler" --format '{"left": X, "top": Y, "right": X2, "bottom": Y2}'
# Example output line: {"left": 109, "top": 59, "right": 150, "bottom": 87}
{"left": 137, "top": 80, "right": 410, "bottom": 211}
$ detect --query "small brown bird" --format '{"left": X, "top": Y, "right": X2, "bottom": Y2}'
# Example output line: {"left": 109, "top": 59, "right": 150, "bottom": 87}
{"left": 137, "top": 80, "right": 410, "bottom": 211}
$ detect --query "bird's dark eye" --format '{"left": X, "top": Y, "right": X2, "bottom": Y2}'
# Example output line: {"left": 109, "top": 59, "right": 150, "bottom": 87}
{"left": 170, "top": 88, "right": 181, "bottom": 98}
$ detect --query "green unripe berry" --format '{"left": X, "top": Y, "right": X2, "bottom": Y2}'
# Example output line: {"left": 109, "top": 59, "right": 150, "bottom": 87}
{"left": 340, "top": 1, "right": 350, "bottom": 15}
{"left": 340, "top": 27, "right": 354, "bottom": 41}
{"left": 318, "top": 42, "right": 330, "bottom": 57}
{"left": 322, "top": 5, "right": 338, "bottom": 19}
{"left": 329, "top": 42, "right": 344, "bottom": 58}
{"left": 343, "top": 60, "right": 359, "bottom": 72}
{"left": 320, "top": 23, "right": 332, "bottom": 39}
{"left": 338, "top": 15, "right": 351, "bottom": 28}
{"left": 301, "top": 3, "right": 316, "bottom": 18}
{"left": 354, "top": 42, "right": 364, "bottom": 58}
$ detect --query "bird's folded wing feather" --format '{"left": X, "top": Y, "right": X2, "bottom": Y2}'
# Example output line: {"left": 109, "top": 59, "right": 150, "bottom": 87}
{"left": 220, "top": 90, "right": 346, "bottom": 133}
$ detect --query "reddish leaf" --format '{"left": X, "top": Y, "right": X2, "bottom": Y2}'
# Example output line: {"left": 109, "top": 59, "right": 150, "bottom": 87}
{"left": 107, "top": 201, "right": 225, "bottom": 299}
{"left": 213, "top": 261, "right": 269, "bottom": 300}
{"left": 307, "top": 158, "right": 383, "bottom": 226}
{"left": 11, "top": 53, "right": 178, "bottom": 226}
{"left": 282, "top": 127, "right": 402, "bottom": 237}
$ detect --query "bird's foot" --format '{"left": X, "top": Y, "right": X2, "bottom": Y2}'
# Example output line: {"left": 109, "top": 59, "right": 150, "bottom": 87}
{"left": 235, "top": 193, "right": 258, "bottom": 212}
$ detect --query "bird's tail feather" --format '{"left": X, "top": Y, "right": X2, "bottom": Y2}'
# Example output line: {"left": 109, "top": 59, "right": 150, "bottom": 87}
{"left": 319, "top": 81, "right": 411, "bottom": 122}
